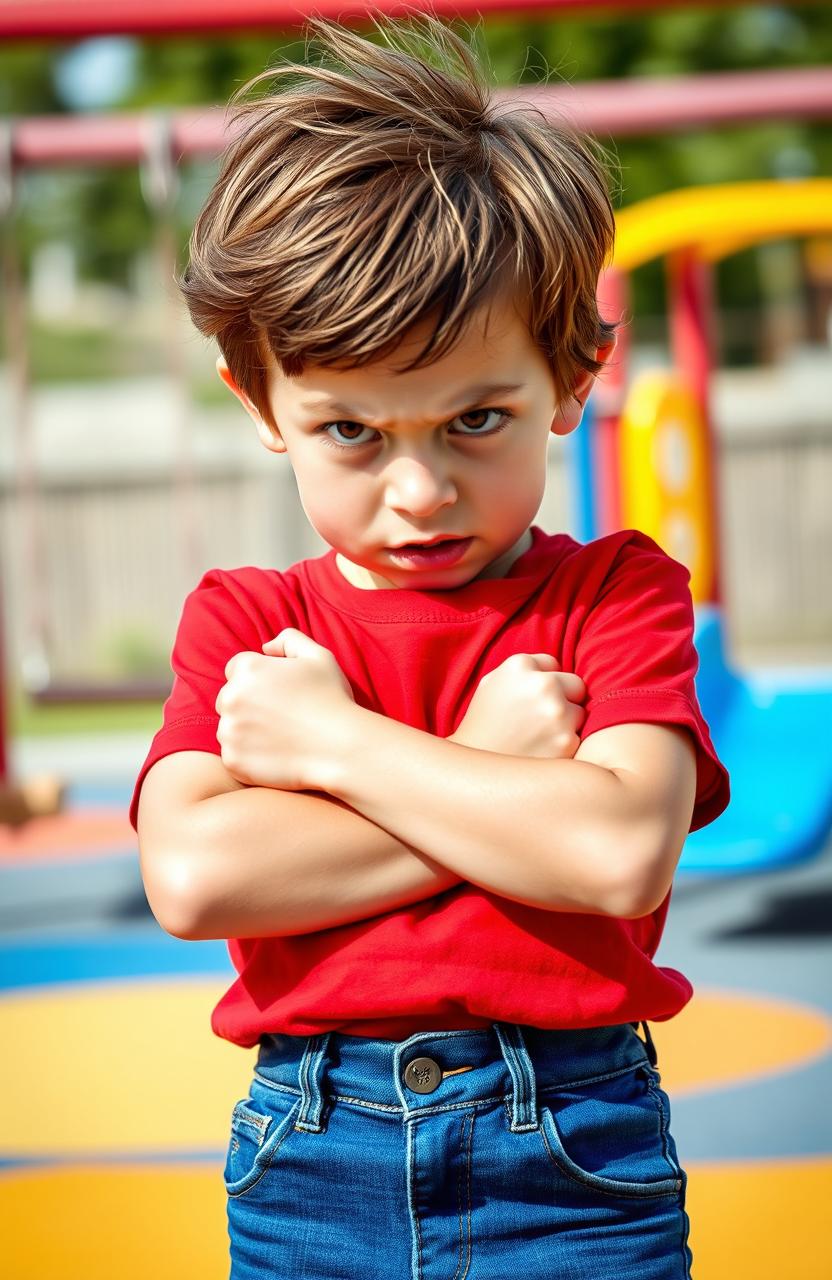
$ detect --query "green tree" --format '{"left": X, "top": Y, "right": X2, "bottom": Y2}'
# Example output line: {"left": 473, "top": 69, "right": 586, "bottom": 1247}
{"left": 1, "top": 6, "right": 831, "bottom": 358}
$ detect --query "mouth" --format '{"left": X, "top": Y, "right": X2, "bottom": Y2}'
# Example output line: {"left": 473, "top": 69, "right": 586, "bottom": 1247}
{"left": 386, "top": 536, "right": 474, "bottom": 567}
{"left": 390, "top": 536, "right": 466, "bottom": 549}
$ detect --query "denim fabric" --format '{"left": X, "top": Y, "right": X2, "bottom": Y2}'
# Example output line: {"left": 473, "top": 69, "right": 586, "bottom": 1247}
{"left": 224, "top": 1020, "right": 693, "bottom": 1279}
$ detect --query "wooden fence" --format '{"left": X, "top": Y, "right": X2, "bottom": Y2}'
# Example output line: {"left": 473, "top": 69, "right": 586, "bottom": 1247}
{"left": 1, "top": 417, "right": 830, "bottom": 695}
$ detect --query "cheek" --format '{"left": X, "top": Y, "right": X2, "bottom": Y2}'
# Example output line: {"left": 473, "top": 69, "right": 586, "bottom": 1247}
{"left": 292, "top": 463, "right": 370, "bottom": 539}
{"left": 485, "top": 435, "right": 548, "bottom": 507}
{"left": 485, "top": 434, "right": 541, "bottom": 482}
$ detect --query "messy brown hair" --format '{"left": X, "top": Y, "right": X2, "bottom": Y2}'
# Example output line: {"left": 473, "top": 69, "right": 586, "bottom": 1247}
{"left": 179, "top": 9, "right": 620, "bottom": 431}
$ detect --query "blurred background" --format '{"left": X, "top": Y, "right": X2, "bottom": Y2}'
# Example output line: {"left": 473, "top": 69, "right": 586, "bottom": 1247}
{"left": 1, "top": 3, "right": 831, "bottom": 1279}
{"left": 1, "top": 3, "right": 831, "bottom": 724}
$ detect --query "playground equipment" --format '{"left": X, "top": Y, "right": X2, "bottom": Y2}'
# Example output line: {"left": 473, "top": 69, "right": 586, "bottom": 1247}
{"left": 567, "top": 178, "right": 832, "bottom": 873}
{"left": 0, "top": 0, "right": 826, "bottom": 39}
{"left": 1, "top": 5, "right": 831, "bottom": 840}
{"left": 0, "top": 112, "right": 203, "bottom": 823}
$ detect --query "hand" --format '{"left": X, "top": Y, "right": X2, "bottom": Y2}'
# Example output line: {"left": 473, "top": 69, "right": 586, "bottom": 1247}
{"left": 215, "top": 628, "right": 356, "bottom": 791}
{"left": 450, "top": 654, "right": 586, "bottom": 758}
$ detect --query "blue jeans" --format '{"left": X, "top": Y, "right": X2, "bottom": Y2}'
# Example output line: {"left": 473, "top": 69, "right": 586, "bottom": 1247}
{"left": 224, "top": 1020, "right": 693, "bottom": 1278}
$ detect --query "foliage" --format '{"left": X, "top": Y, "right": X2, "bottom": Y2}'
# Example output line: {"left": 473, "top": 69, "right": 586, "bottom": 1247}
{"left": 1, "top": 6, "right": 831, "bottom": 336}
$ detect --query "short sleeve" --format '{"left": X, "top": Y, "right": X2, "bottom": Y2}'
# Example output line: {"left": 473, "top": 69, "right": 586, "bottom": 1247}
{"left": 128, "top": 568, "right": 266, "bottom": 833}
{"left": 575, "top": 531, "right": 730, "bottom": 833}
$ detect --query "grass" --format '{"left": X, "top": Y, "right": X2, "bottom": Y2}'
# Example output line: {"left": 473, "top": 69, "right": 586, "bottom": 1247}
{"left": 1, "top": 318, "right": 218, "bottom": 390}
{"left": 21, "top": 323, "right": 161, "bottom": 382}
{"left": 6, "top": 683, "right": 165, "bottom": 739}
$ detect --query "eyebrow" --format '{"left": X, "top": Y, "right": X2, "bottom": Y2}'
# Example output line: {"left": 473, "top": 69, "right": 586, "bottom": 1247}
{"left": 298, "top": 382, "right": 525, "bottom": 421}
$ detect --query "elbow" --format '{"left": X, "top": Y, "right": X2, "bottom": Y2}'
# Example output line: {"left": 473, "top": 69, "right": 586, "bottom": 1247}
{"left": 159, "top": 902, "right": 204, "bottom": 942}
{"left": 140, "top": 849, "right": 205, "bottom": 941}
{"left": 603, "top": 878, "right": 667, "bottom": 921}
{"left": 600, "top": 839, "right": 673, "bottom": 921}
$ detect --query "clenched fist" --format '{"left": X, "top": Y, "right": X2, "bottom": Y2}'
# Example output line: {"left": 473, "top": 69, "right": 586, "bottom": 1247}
{"left": 451, "top": 653, "right": 587, "bottom": 759}
{"left": 215, "top": 628, "right": 356, "bottom": 790}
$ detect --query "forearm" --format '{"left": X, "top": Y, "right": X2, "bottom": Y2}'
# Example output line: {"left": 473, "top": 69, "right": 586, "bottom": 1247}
{"left": 322, "top": 708, "right": 650, "bottom": 918}
{"left": 172, "top": 785, "right": 463, "bottom": 940}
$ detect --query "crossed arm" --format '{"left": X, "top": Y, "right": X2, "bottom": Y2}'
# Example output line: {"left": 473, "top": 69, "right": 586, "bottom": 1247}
{"left": 161, "top": 706, "right": 696, "bottom": 941}
{"left": 317, "top": 706, "right": 686, "bottom": 919}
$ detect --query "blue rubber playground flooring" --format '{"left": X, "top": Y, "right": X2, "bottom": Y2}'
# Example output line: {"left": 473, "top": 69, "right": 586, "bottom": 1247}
{"left": 1, "top": 757, "right": 831, "bottom": 1278}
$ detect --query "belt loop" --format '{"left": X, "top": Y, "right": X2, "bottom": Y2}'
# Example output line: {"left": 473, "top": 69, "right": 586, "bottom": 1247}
{"left": 294, "top": 1032, "right": 332, "bottom": 1133}
{"left": 493, "top": 1022, "right": 538, "bottom": 1132}
{"left": 640, "top": 1020, "right": 659, "bottom": 1068}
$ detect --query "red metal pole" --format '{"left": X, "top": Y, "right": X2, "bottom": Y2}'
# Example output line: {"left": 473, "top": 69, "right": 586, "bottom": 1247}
{"left": 594, "top": 265, "right": 631, "bottom": 536}
{"left": 1, "top": 0, "right": 825, "bottom": 41}
{"left": 6, "top": 66, "right": 832, "bottom": 172}
{"left": 666, "top": 248, "right": 724, "bottom": 607}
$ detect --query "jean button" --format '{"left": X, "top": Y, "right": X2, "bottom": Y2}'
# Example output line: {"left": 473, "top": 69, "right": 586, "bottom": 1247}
{"left": 404, "top": 1056, "right": 442, "bottom": 1093}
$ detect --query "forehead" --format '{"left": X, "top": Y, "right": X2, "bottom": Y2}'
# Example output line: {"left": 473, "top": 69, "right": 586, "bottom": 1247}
{"left": 270, "top": 287, "right": 536, "bottom": 404}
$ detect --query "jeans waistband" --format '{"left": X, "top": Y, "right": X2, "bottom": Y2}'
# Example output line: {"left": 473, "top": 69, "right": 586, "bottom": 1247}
{"left": 254, "top": 1020, "right": 659, "bottom": 1136}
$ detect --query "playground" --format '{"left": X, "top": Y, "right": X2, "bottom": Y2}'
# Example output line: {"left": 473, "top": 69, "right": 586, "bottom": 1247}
{"left": 1, "top": 726, "right": 831, "bottom": 1277}
{"left": 1, "top": 1, "right": 831, "bottom": 1277}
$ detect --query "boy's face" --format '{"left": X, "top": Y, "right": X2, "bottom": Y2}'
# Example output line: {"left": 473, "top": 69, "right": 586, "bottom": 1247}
{"left": 218, "top": 289, "right": 612, "bottom": 590}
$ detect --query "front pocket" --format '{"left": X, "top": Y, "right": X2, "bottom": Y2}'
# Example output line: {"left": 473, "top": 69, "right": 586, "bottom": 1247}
{"left": 537, "top": 1064, "right": 683, "bottom": 1200}
{"left": 224, "top": 1086, "right": 302, "bottom": 1199}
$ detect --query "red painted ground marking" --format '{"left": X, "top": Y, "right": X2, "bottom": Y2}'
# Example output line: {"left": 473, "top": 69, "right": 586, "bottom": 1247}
{"left": 0, "top": 810, "right": 134, "bottom": 862}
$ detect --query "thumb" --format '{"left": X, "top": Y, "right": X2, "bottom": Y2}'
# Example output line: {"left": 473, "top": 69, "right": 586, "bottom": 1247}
{"left": 262, "top": 627, "right": 322, "bottom": 659}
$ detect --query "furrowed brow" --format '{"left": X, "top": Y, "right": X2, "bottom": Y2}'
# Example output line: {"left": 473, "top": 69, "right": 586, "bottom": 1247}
{"left": 299, "top": 382, "right": 525, "bottom": 421}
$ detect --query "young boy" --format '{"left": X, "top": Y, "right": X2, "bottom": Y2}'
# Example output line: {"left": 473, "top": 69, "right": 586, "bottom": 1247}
{"left": 130, "top": 13, "right": 730, "bottom": 1278}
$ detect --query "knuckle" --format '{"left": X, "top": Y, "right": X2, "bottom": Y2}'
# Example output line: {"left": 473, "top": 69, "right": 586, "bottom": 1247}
{"left": 542, "top": 687, "right": 564, "bottom": 712}
{"left": 222, "top": 687, "right": 240, "bottom": 711}
{"left": 225, "top": 652, "right": 250, "bottom": 680}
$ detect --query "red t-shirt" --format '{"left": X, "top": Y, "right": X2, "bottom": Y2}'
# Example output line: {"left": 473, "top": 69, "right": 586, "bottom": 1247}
{"left": 129, "top": 524, "right": 730, "bottom": 1046}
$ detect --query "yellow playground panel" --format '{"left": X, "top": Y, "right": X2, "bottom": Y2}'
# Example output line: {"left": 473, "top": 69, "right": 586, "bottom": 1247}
{"left": 613, "top": 178, "right": 832, "bottom": 607}
{"left": 612, "top": 178, "right": 832, "bottom": 273}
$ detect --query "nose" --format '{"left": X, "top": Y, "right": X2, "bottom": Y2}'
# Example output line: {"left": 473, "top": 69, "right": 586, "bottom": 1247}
{"left": 384, "top": 454, "right": 457, "bottom": 517}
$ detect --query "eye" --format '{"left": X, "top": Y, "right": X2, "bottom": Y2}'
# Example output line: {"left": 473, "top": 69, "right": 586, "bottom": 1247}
{"left": 452, "top": 408, "right": 513, "bottom": 435}
{"left": 316, "top": 408, "right": 514, "bottom": 451}
{"left": 318, "top": 421, "right": 377, "bottom": 450}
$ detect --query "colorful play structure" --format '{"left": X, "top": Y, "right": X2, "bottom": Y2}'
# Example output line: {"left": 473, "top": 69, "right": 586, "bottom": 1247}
{"left": 1, "top": 1, "right": 831, "bottom": 877}
{"left": 567, "top": 176, "right": 832, "bottom": 873}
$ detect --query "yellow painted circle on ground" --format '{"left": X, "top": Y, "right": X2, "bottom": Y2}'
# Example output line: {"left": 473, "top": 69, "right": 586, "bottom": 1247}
{"left": 0, "top": 1159, "right": 830, "bottom": 1280}
{"left": 0, "top": 977, "right": 257, "bottom": 1157}
{"left": 1, "top": 980, "right": 830, "bottom": 1155}
{"left": 0, "top": 1165, "right": 230, "bottom": 1280}
{"left": 651, "top": 987, "right": 832, "bottom": 1097}
{"left": 684, "top": 1157, "right": 832, "bottom": 1280}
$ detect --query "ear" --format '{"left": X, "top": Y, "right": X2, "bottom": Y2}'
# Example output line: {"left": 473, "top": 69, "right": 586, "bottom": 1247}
{"left": 215, "top": 356, "right": 287, "bottom": 454}
{"left": 550, "top": 336, "right": 617, "bottom": 437}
